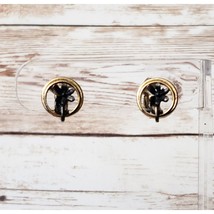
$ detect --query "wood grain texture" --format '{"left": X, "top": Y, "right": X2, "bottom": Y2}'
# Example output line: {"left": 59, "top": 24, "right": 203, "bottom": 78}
{"left": 0, "top": 135, "right": 201, "bottom": 209}
{"left": 0, "top": 4, "right": 214, "bottom": 26}
{"left": 0, "top": 190, "right": 198, "bottom": 210}
{"left": 0, "top": 5, "right": 213, "bottom": 210}
{"left": 0, "top": 26, "right": 213, "bottom": 135}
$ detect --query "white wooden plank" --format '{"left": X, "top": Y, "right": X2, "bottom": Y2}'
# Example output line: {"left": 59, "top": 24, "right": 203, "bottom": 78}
{"left": 0, "top": 135, "right": 200, "bottom": 209}
{"left": 0, "top": 5, "right": 214, "bottom": 26}
{"left": 0, "top": 26, "right": 214, "bottom": 134}
{"left": 0, "top": 190, "right": 198, "bottom": 210}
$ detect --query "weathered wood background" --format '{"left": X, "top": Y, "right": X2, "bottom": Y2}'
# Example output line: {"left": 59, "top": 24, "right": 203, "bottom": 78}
{"left": 0, "top": 5, "right": 213, "bottom": 209}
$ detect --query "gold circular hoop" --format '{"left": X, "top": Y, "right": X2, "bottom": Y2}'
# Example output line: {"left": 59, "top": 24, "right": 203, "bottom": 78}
{"left": 41, "top": 77, "right": 84, "bottom": 118}
{"left": 137, "top": 78, "right": 178, "bottom": 118}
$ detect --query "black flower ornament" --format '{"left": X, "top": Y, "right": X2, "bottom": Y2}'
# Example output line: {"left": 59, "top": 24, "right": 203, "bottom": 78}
{"left": 51, "top": 83, "right": 75, "bottom": 122}
{"left": 145, "top": 83, "right": 170, "bottom": 122}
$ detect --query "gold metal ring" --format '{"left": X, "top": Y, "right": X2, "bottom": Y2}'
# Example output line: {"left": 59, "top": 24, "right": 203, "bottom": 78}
{"left": 41, "top": 77, "right": 84, "bottom": 118}
{"left": 137, "top": 78, "right": 178, "bottom": 119}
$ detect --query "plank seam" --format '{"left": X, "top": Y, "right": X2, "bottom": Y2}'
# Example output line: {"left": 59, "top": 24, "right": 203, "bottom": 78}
{"left": 0, "top": 132, "right": 199, "bottom": 137}
{"left": 0, "top": 24, "right": 214, "bottom": 27}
